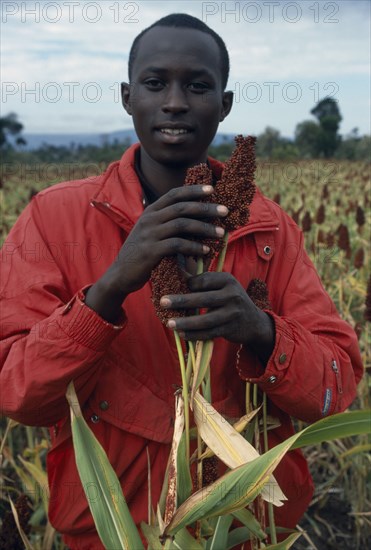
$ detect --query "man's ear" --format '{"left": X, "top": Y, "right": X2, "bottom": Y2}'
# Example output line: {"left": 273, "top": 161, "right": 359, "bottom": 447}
{"left": 219, "top": 91, "right": 234, "bottom": 122}
{"left": 121, "top": 82, "right": 132, "bottom": 115}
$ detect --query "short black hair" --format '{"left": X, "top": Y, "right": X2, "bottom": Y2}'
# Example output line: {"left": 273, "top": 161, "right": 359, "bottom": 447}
{"left": 128, "top": 13, "right": 230, "bottom": 90}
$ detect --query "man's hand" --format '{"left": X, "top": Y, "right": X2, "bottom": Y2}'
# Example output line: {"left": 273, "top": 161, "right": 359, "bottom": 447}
{"left": 85, "top": 185, "right": 228, "bottom": 323}
{"left": 160, "top": 272, "right": 275, "bottom": 366}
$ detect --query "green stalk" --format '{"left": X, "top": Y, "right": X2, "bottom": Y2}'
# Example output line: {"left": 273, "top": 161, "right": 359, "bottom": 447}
{"left": 338, "top": 251, "right": 344, "bottom": 313}
{"left": 245, "top": 382, "right": 252, "bottom": 414}
{"left": 192, "top": 235, "right": 230, "bottom": 400}
{"left": 185, "top": 348, "right": 193, "bottom": 386}
{"left": 216, "top": 232, "right": 229, "bottom": 272}
{"left": 174, "top": 330, "right": 190, "bottom": 463}
{"left": 263, "top": 392, "right": 277, "bottom": 545}
{"left": 187, "top": 341, "right": 196, "bottom": 384}
{"left": 196, "top": 431, "right": 203, "bottom": 542}
{"left": 25, "top": 426, "right": 35, "bottom": 451}
{"left": 253, "top": 383, "right": 258, "bottom": 409}
{"left": 0, "top": 418, "right": 13, "bottom": 457}
{"left": 203, "top": 366, "right": 212, "bottom": 403}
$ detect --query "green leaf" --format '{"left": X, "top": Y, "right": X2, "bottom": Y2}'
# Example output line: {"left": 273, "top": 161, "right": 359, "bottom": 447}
{"left": 193, "top": 393, "right": 285, "bottom": 506}
{"left": 290, "top": 409, "right": 371, "bottom": 450}
{"left": 226, "top": 527, "right": 252, "bottom": 549}
{"left": 140, "top": 523, "right": 163, "bottom": 550}
{"left": 191, "top": 340, "right": 214, "bottom": 405}
{"left": 164, "top": 394, "right": 185, "bottom": 528}
{"left": 9, "top": 496, "right": 35, "bottom": 550}
{"left": 232, "top": 508, "right": 266, "bottom": 540}
{"left": 174, "top": 528, "right": 204, "bottom": 549}
{"left": 66, "top": 382, "right": 144, "bottom": 550}
{"left": 207, "top": 515, "right": 233, "bottom": 550}
{"left": 264, "top": 531, "right": 302, "bottom": 548}
{"left": 18, "top": 455, "right": 49, "bottom": 513}
{"left": 339, "top": 443, "right": 371, "bottom": 459}
{"left": 165, "top": 452, "right": 285, "bottom": 536}
{"left": 177, "top": 432, "right": 193, "bottom": 507}
{"left": 165, "top": 410, "right": 370, "bottom": 536}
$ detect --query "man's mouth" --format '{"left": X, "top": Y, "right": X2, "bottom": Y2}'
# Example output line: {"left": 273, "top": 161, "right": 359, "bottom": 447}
{"left": 159, "top": 128, "right": 191, "bottom": 135}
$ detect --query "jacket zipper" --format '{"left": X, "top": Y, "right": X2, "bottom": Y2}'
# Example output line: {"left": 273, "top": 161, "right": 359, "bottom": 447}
{"left": 332, "top": 360, "right": 343, "bottom": 394}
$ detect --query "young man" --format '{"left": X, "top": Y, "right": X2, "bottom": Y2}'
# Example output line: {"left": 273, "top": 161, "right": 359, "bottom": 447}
{"left": 0, "top": 14, "right": 363, "bottom": 549}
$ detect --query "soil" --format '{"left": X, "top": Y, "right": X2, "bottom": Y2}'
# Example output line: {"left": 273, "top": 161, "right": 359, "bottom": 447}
{"left": 295, "top": 492, "right": 371, "bottom": 550}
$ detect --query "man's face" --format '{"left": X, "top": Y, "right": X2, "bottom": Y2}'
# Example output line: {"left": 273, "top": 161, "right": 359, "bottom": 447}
{"left": 122, "top": 26, "right": 233, "bottom": 168}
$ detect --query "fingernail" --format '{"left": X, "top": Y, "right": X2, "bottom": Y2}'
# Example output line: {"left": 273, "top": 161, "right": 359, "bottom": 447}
{"left": 203, "top": 245, "right": 210, "bottom": 253}
{"left": 167, "top": 320, "right": 176, "bottom": 329}
{"left": 202, "top": 185, "right": 214, "bottom": 193}
{"left": 215, "top": 227, "right": 225, "bottom": 237}
{"left": 160, "top": 297, "right": 172, "bottom": 307}
{"left": 217, "top": 205, "right": 229, "bottom": 215}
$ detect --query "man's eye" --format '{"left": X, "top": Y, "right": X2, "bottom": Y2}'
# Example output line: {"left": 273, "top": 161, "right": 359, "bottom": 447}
{"left": 188, "top": 82, "right": 210, "bottom": 92}
{"left": 144, "top": 79, "right": 164, "bottom": 89}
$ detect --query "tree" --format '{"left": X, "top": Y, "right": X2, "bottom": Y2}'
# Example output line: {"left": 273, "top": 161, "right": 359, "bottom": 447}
{"left": 0, "top": 113, "right": 26, "bottom": 150}
{"left": 310, "top": 97, "right": 342, "bottom": 158}
{"left": 335, "top": 128, "right": 371, "bottom": 161}
{"left": 256, "top": 127, "right": 298, "bottom": 160}
{"left": 256, "top": 126, "right": 281, "bottom": 158}
{"left": 295, "top": 120, "right": 322, "bottom": 158}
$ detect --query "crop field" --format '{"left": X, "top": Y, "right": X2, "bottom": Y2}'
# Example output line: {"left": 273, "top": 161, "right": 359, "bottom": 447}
{"left": 0, "top": 158, "right": 370, "bottom": 549}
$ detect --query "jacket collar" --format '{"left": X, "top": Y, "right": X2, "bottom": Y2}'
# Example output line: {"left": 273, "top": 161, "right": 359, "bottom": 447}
{"left": 91, "top": 143, "right": 279, "bottom": 232}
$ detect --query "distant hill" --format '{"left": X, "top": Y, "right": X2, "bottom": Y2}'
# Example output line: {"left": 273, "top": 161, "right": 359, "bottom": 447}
{"left": 20, "top": 130, "right": 235, "bottom": 150}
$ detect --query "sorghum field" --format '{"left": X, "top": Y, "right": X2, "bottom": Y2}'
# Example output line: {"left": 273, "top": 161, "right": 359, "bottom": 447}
{"left": 0, "top": 158, "right": 370, "bottom": 549}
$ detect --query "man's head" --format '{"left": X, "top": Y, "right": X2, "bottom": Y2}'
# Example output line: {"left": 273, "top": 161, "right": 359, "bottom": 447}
{"left": 121, "top": 13, "right": 233, "bottom": 169}
{"left": 128, "top": 13, "right": 230, "bottom": 91}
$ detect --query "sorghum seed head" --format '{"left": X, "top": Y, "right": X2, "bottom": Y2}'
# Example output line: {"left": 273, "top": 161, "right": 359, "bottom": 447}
{"left": 315, "top": 204, "right": 326, "bottom": 225}
{"left": 151, "top": 135, "right": 257, "bottom": 324}
{"left": 354, "top": 321, "right": 362, "bottom": 340}
{"left": 322, "top": 184, "right": 329, "bottom": 199}
{"left": 326, "top": 232, "right": 335, "bottom": 248}
{"left": 246, "top": 279, "right": 272, "bottom": 310}
{"left": 151, "top": 257, "right": 189, "bottom": 323}
{"left": 356, "top": 205, "right": 365, "bottom": 227}
{"left": 337, "top": 223, "right": 351, "bottom": 253}
{"left": 213, "top": 135, "right": 256, "bottom": 232}
{"left": 302, "top": 211, "right": 312, "bottom": 232}
{"left": 202, "top": 456, "right": 219, "bottom": 487}
{"left": 354, "top": 248, "right": 365, "bottom": 269}
{"left": 317, "top": 229, "right": 325, "bottom": 243}
{"left": 365, "top": 275, "right": 371, "bottom": 323}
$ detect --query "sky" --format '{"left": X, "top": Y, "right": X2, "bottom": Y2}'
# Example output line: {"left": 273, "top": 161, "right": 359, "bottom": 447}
{"left": 1, "top": 0, "right": 370, "bottom": 138}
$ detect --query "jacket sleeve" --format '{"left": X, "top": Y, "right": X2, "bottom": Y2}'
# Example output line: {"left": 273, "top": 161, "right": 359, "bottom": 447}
{"left": 0, "top": 200, "right": 126, "bottom": 427}
{"left": 237, "top": 230, "right": 364, "bottom": 423}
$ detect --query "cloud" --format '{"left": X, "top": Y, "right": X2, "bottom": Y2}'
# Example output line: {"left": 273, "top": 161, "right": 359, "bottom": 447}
{"left": 1, "top": 0, "right": 370, "bottom": 135}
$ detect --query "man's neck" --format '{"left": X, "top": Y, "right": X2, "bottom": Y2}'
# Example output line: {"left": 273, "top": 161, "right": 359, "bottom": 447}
{"left": 139, "top": 147, "right": 208, "bottom": 196}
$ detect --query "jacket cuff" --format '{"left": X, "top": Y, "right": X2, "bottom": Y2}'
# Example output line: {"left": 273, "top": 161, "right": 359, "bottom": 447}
{"left": 57, "top": 287, "right": 127, "bottom": 351}
{"left": 236, "top": 311, "right": 295, "bottom": 391}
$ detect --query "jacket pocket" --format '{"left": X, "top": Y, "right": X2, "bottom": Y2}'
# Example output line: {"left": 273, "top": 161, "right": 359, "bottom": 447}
{"left": 88, "top": 360, "right": 174, "bottom": 444}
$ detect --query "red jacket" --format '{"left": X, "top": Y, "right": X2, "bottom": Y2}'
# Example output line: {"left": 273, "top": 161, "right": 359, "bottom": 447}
{"left": 0, "top": 144, "right": 363, "bottom": 549}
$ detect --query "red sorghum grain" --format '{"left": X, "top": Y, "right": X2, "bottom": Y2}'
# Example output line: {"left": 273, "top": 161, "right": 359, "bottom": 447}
{"left": 151, "top": 135, "right": 257, "bottom": 324}
{"left": 354, "top": 248, "right": 365, "bottom": 269}
{"left": 246, "top": 279, "right": 272, "bottom": 310}
{"left": 337, "top": 223, "right": 351, "bottom": 257}
{"left": 315, "top": 204, "right": 326, "bottom": 224}
{"left": 365, "top": 275, "right": 371, "bottom": 322}
{"left": 302, "top": 211, "right": 312, "bottom": 232}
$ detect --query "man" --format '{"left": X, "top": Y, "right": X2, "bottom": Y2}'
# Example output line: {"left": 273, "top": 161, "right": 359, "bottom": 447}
{"left": 0, "top": 13, "right": 363, "bottom": 549}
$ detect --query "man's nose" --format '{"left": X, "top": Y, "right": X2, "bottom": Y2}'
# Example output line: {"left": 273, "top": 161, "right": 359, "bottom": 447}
{"left": 162, "top": 83, "right": 190, "bottom": 113}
